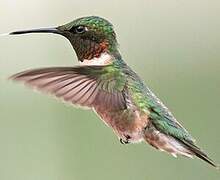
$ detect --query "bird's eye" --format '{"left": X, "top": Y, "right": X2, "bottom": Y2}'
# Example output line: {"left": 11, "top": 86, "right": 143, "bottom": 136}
{"left": 70, "top": 25, "right": 87, "bottom": 34}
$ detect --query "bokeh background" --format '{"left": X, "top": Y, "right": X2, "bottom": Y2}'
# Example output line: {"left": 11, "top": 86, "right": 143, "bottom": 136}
{"left": 0, "top": 0, "right": 220, "bottom": 180}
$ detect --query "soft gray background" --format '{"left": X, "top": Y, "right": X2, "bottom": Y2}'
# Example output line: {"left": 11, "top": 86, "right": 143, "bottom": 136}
{"left": 0, "top": 0, "right": 219, "bottom": 180}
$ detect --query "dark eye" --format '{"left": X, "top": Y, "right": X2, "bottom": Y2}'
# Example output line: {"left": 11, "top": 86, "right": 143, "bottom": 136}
{"left": 71, "top": 25, "right": 87, "bottom": 34}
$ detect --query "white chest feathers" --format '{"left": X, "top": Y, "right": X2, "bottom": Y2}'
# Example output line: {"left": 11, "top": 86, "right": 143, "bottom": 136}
{"left": 80, "top": 52, "right": 113, "bottom": 66}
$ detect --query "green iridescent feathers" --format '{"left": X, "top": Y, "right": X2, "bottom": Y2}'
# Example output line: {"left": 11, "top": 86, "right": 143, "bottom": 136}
{"left": 58, "top": 16, "right": 118, "bottom": 52}
{"left": 68, "top": 16, "right": 115, "bottom": 36}
{"left": 123, "top": 66, "right": 195, "bottom": 142}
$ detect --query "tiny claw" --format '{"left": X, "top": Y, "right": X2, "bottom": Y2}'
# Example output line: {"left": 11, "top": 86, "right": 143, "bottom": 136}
{"left": 120, "top": 138, "right": 128, "bottom": 144}
{"left": 120, "top": 138, "right": 130, "bottom": 145}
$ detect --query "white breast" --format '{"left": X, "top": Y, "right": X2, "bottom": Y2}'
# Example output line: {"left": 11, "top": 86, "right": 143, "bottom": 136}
{"left": 80, "top": 52, "right": 112, "bottom": 66}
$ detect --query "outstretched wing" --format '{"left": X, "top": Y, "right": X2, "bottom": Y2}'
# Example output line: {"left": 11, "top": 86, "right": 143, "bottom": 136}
{"left": 10, "top": 66, "right": 127, "bottom": 109}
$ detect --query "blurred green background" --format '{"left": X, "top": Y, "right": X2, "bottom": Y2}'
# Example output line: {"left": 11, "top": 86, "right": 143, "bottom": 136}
{"left": 0, "top": 0, "right": 219, "bottom": 180}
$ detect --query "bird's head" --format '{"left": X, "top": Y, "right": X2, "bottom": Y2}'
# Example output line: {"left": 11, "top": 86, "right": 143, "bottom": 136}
{"left": 10, "top": 16, "right": 119, "bottom": 62}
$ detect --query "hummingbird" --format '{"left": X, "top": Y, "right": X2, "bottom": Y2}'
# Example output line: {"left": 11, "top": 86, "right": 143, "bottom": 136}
{"left": 8, "top": 16, "right": 218, "bottom": 168}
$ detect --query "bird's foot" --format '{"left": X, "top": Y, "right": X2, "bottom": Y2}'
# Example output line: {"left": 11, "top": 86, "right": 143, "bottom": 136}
{"left": 120, "top": 135, "right": 131, "bottom": 145}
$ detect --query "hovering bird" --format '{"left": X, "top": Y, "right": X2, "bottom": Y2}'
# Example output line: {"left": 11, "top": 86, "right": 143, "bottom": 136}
{"left": 9, "top": 16, "right": 218, "bottom": 168}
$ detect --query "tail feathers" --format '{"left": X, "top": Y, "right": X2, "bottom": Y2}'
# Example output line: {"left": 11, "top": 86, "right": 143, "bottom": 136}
{"left": 144, "top": 126, "right": 219, "bottom": 168}
{"left": 179, "top": 139, "right": 219, "bottom": 169}
{"left": 144, "top": 126, "right": 194, "bottom": 158}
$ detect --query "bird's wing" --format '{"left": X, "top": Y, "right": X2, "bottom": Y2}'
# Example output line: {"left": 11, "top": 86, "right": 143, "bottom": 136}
{"left": 10, "top": 65, "right": 127, "bottom": 109}
{"left": 146, "top": 88, "right": 195, "bottom": 143}
{"left": 125, "top": 70, "right": 194, "bottom": 143}
{"left": 146, "top": 87, "right": 217, "bottom": 165}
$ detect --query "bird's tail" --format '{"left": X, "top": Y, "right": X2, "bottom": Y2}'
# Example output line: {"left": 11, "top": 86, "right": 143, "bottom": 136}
{"left": 144, "top": 125, "right": 219, "bottom": 169}
{"left": 178, "top": 139, "right": 219, "bottom": 169}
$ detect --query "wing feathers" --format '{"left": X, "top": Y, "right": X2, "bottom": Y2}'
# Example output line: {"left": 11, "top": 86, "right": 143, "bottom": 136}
{"left": 10, "top": 66, "right": 126, "bottom": 109}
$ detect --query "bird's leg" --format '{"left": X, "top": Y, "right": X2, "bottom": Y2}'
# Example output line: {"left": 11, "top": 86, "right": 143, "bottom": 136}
{"left": 120, "top": 135, "right": 131, "bottom": 145}
{"left": 120, "top": 138, "right": 129, "bottom": 144}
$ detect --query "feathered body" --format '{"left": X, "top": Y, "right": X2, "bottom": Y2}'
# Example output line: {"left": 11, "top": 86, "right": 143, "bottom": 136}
{"left": 9, "top": 16, "right": 218, "bottom": 168}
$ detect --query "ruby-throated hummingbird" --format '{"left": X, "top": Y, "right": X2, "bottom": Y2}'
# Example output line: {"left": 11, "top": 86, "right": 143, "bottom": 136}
{"left": 8, "top": 16, "right": 218, "bottom": 168}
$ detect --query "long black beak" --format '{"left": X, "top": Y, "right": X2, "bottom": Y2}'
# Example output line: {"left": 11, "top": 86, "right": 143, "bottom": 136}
{"left": 9, "top": 27, "right": 62, "bottom": 35}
